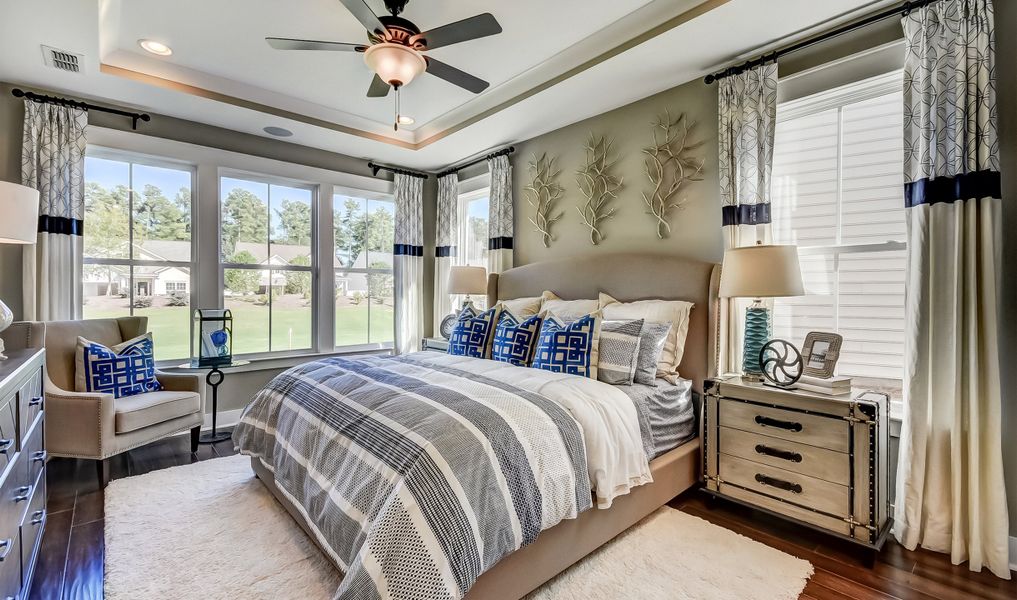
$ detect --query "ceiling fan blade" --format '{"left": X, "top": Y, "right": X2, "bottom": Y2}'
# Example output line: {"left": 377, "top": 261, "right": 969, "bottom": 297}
{"left": 367, "top": 74, "right": 391, "bottom": 97}
{"left": 266, "top": 37, "right": 365, "bottom": 51}
{"left": 338, "top": 0, "right": 388, "bottom": 35}
{"left": 424, "top": 57, "right": 489, "bottom": 94}
{"left": 412, "top": 13, "right": 501, "bottom": 50}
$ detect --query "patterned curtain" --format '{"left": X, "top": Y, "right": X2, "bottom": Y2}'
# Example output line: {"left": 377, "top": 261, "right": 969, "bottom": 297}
{"left": 393, "top": 173, "right": 424, "bottom": 354}
{"left": 716, "top": 62, "right": 777, "bottom": 375}
{"left": 21, "top": 101, "right": 88, "bottom": 321}
{"left": 894, "top": 0, "right": 1010, "bottom": 578}
{"left": 433, "top": 172, "right": 458, "bottom": 335}
{"left": 487, "top": 154, "right": 513, "bottom": 274}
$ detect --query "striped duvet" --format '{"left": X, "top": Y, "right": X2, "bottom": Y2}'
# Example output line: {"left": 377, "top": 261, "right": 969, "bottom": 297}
{"left": 234, "top": 352, "right": 651, "bottom": 600}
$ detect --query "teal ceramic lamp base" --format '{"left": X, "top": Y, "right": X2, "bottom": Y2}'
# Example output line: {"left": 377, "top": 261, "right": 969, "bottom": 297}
{"left": 742, "top": 301, "right": 770, "bottom": 381}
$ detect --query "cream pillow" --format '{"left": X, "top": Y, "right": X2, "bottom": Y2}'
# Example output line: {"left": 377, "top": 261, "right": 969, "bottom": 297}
{"left": 499, "top": 296, "right": 542, "bottom": 317}
{"left": 599, "top": 293, "right": 694, "bottom": 382}
{"left": 540, "top": 291, "right": 599, "bottom": 321}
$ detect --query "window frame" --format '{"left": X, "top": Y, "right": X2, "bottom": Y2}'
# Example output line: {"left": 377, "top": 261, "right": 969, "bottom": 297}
{"left": 456, "top": 186, "right": 491, "bottom": 268}
{"left": 83, "top": 146, "right": 198, "bottom": 362}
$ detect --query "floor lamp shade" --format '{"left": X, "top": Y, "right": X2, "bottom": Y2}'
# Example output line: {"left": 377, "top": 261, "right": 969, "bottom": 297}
{"left": 0, "top": 182, "right": 40, "bottom": 244}
{"left": 719, "top": 245, "right": 804, "bottom": 377}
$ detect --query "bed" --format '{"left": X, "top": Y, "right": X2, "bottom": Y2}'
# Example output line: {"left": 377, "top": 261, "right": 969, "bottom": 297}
{"left": 238, "top": 253, "right": 720, "bottom": 600}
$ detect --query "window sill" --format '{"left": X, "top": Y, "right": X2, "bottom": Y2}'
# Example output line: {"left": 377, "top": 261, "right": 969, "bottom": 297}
{"left": 159, "top": 346, "right": 393, "bottom": 374}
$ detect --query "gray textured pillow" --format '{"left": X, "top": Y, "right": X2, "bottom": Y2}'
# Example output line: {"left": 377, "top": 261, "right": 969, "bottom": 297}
{"left": 634, "top": 322, "right": 672, "bottom": 386}
{"left": 597, "top": 319, "right": 644, "bottom": 386}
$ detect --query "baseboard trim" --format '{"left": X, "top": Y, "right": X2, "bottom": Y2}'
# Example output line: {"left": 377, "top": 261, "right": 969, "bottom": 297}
{"left": 1010, "top": 536, "right": 1016, "bottom": 572}
{"left": 202, "top": 409, "right": 244, "bottom": 431}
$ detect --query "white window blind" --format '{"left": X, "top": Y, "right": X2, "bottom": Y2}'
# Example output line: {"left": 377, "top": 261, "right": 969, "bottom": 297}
{"left": 771, "top": 72, "right": 906, "bottom": 394}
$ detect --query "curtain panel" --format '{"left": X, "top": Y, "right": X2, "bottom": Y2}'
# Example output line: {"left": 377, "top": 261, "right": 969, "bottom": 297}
{"left": 21, "top": 101, "right": 88, "bottom": 322}
{"left": 894, "top": 0, "right": 1010, "bottom": 578}
{"left": 716, "top": 62, "right": 777, "bottom": 375}
{"left": 393, "top": 173, "right": 424, "bottom": 355}
{"left": 487, "top": 154, "right": 513, "bottom": 274}
{"left": 433, "top": 173, "right": 459, "bottom": 335}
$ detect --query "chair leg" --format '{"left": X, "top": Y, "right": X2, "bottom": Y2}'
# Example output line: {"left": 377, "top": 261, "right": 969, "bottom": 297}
{"left": 190, "top": 426, "right": 201, "bottom": 453}
{"left": 96, "top": 458, "right": 109, "bottom": 489}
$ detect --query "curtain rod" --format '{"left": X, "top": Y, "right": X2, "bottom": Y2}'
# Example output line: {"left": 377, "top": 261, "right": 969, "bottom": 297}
{"left": 12, "top": 88, "right": 151, "bottom": 130}
{"left": 436, "top": 146, "right": 515, "bottom": 179}
{"left": 704, "top": 0, "right": 938, "bottom": 84}
{"left": 367, "top": 161, "right": 430, "bottom": 179}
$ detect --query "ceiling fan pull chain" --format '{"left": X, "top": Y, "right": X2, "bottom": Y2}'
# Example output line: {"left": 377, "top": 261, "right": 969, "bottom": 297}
{"left": 394, "top": 84, "right": 401, "bottom": 131}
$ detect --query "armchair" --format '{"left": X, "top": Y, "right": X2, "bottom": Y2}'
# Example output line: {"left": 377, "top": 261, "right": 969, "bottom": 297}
{"left": 37, "top": 316, "right": 204, "bottom": 486}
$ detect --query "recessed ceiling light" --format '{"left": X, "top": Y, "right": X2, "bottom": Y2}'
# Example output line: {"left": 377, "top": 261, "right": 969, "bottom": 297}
{"left": 397, "top": 115, "right": 415, "bottom": 125}
{"left": 263, "top": 126, "right": 293, "bottom": 137}
{"left": 139, "top": 39, "right": 172, "bottom": 56}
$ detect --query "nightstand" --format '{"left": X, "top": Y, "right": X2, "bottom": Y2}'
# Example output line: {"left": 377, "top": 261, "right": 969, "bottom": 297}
{"left": 420, "top": 337, "right": 449, "bottom": 352}
{"left": 702, "top": 376, "right": 892, "bottom": 561}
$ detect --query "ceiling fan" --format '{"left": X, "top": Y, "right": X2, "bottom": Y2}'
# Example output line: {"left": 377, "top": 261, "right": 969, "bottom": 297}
{"left": 267, "top": 0, "right": 502, "bottom": 129}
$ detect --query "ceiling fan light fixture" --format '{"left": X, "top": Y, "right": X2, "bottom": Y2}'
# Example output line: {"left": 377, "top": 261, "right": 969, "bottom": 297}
{"left": 364, "top": 43, "right": 425, "bottom": 87}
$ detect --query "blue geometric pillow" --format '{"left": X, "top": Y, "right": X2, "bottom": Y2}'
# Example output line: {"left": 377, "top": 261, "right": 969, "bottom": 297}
{"left": 531, "top": 312, "right": 602, "bottom": 379}
{"left": 75, "top": 333, "right": 163, "bottom": 398}
{"left": 491, "top": 309, "right": 543, "bottom": 366}
{"left": 447, "top": 304, "right": 499, "bottom": 359}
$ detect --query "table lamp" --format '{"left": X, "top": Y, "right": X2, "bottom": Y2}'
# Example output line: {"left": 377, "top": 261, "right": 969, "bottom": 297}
{"left": 0, "top": 182, "right": 41, "bottom": 360}
{"left": 439, "top": 266, "right": 487, "bottom": 338}
{"left": 719, "top": 243, "right": 804, "bottom": 381}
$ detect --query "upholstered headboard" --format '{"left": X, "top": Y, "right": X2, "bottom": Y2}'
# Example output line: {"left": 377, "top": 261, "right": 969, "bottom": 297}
{"left": 487, "top": 253, "right": 720, "bottom": 394}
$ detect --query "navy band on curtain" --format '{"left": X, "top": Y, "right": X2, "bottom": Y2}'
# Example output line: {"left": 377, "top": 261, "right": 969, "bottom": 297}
{"left": 435, "top": 246, "right": 456, "bottom": 258}
{"left": 38, "top": 215, "right": 83, "bottom": 236}
{"left": 904, "top": 169, "right": 1001, "bottom": 207}
{"left": 488, "top": 237, "right": 513, "bottom": 250}
{"left": 393, "top": 244, "right": 423, "bottom": 257}
{"left": 721, "top": 203, "right": 771, "bottom": 227}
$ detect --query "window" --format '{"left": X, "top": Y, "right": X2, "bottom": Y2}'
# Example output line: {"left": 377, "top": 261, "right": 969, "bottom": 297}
{"left": 333, "top": 193, "right": 394, "bottom": 347}
{"left": 771, "top": 72, "right": 906, "bottom": 400}
{"left": 457, "top": 189, "right": 490, "bottom": 268}
{"left": 220, "top": 175, "right": 315, "bottom": 356}
{"left": 83, "top": 152, "right": 194, "bottom": 361}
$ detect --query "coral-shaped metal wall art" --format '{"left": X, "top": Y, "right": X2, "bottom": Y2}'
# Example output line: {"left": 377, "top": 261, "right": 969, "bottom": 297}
{"left": 525, "top": 153, "right": 565, "bottom": 248}
{"left": 575, "top": 134, "right": 623, "bottom": 245}
{"left": 642, "top": 111, "right": 705, "bottom": 239}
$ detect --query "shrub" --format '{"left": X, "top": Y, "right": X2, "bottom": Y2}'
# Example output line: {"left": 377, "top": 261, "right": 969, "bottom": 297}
{"left": 132, "top": 296, "right": 152, "bottom": 308}
{"left": 167, "top": 291, "right": 188, "bottom": 307}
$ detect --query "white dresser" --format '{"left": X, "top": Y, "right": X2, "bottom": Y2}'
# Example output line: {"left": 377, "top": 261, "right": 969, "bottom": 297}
{"left": 702, "top": 377, "right": 891, "bottom": 558}
{"left": 0, "top": 349, "right": 46, "bottom": 600}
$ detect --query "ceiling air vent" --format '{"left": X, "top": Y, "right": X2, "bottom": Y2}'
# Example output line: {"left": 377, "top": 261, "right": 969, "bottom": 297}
{"left": 41, "top": 45, "right": 83, "bottom": 73}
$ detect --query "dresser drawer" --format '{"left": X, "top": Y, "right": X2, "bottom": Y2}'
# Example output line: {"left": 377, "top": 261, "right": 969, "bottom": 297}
{"left": 23, "top": 420, "right": 44, "bottom": 492}
{"left": 0, "top": 530, "right": 20, "bottom": 600}
{"left": 0, "top": 394, "right": 15, "bottom": 475}
{"left": 719, "top": 453, "right": 849, "bottom": 517}
{"left": 0, "top": 450, "right": 32, "bottom": 532}
{"left": 719, "top": 400, "right": 849, "bottom": 453}
{"left": 719, "top": 426, "right": 851, "bottom": 486}
{"left": 20, "top": 472, "right": 45, "bottom": 590}
{"left": 18, "top": 370, "right": 43, "bottom": 440}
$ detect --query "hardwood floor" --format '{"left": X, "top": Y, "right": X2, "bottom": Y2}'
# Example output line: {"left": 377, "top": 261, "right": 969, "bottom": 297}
{"left": 28, "top": 433, "right": 1015, "bottom": 599}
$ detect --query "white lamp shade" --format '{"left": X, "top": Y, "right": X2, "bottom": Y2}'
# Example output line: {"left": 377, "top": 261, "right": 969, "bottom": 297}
{"left": 719, "top": 244, "right": 804, "bottom": 298}
{"left": 448, "top": 266, "right": 487, "bottom": 296}
{"left": 0, "top": 182, "right": 40, "bottom": 244}
{"left": 364, "top": 43, "right": 426, "bottom": 87}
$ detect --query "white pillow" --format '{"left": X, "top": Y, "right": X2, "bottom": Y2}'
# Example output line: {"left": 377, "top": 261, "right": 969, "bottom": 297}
{"left": 540, "top": 291, "right": 599, "bottom": 321}
{"left": 599, "top": 293, "right": 694, "bottom": 382}
{"left": 499, "top": 296, "right": 542, "bottom": 317}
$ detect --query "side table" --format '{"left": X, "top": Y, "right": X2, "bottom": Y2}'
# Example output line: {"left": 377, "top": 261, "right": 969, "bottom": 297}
{"left": 175, "top": 360, "right": 250, "bottom": 443}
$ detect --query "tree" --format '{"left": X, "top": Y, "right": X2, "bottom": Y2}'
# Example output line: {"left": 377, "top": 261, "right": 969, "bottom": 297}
{"left": 366, "top": 206, "right": 394, "bottom": 253}
{"left": 222, "top": 189, "right": 268, "bottom": 256}
{"left": 367, "top": 261, "right": 393, "bottom": 305}
{"left": 84, "top": 181, "right": 130, "bottom": 295}
{"left": 469, "top": 216, "right": 489, "bottom": 260}
{"left": 284, "top": 254, "right": 312, "bottom": 296}
{"left": 335, "top": 198, "right": 364, "bottom": 264}
{"left": 134, "top": 183, "right": 188, "bottom": 242}
{"left": 334, "top": 200, "right": 395, "bottom": 267}
{"left": 274, "top": 199, "right": 311, "bottom": 246}
{"left": 224, "top": 251, "right": 261, "bottom": 294}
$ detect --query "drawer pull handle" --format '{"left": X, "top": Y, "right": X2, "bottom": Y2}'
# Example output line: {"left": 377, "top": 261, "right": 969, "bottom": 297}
{"left": 754, "top": 444, "right": 803, "bottom": 463}
{"left": 13, "top": 485, "right": 31, "bottom": 503}
{"left": 0, "top": 539, "right": 12, "bottom": 561}
{"left": 28, "top": 396, "right": 42, "bottom": 407}
{"left": 32, "top": 450, "right": 47, "bottom": 463}
{"left": 31, "top": 510, "right": 44, "bottom": 525}
{"left": 754, "top": 473, "right": 803, "bottom": 494}
{"left": 754, "top": 415, "right": 803, "bottom": 432}
{"left": 0, "top": 439, "right": 12, "bottom": 455}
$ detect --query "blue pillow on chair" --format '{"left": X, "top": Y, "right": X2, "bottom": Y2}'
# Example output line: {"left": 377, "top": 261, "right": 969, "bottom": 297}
{"left": 491, "top": 309, "right": 543, "bottom": 366}
{"left": 75, "top": 333, "right": 163, "bottom": 398}
{"left": 447, "top": 304, "right": 500, "bottom": 359}
{"left": 531, "top": 312, "right": 602, "bottom": 379}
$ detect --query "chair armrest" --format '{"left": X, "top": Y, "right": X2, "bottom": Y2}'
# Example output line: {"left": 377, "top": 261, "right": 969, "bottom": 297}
{"left": 156, "top": 370, "right": 205, "bottom": 412}
{"left": 43, "top": 376, "right": 115, "bottom": 458}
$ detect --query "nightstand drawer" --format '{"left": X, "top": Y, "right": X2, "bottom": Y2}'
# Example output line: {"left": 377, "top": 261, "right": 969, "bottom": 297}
{"left": 719, "top": 400, "right": 849, "bottom": 453}
{"left": 719, "top": 426, "right": 851, "bottom": 486}
{"left": 719, "top": 453, "right": 849, "bottom": 517}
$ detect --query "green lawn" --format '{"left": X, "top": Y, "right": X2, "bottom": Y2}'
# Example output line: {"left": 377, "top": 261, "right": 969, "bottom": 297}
{"left": 83, "top": 300, "right": 393, "bottom": 361}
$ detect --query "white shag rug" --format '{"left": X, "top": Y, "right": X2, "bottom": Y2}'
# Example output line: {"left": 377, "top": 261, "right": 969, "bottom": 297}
{"left": 105, "top": 455, "right": 813, "bottom": 600}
